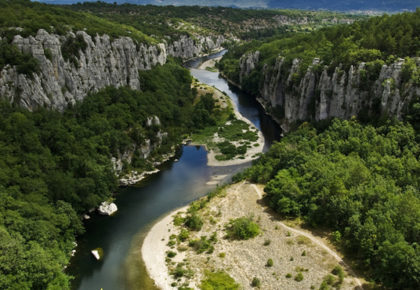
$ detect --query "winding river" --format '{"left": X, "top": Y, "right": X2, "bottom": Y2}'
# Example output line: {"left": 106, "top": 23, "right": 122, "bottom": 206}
{"left": 68, "top": 50, "right": 280, "bottom": 290}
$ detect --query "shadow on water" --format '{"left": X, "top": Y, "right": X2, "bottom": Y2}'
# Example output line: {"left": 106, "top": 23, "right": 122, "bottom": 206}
{"left": 69, "top": 51, "right": 281, "bottom": 290}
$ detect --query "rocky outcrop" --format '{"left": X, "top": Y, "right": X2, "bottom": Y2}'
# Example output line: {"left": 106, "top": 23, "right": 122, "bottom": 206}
{"left": 0, "top": 30, "right": 167, "bottom": 110}
{"left": 111, "top": 115, "right": 168, "bottom": 176}
{"left": 167, "top": 35, "right": 225, "bottom": 60}
{"left": 240, "top": 52, "right": 419, "bottom": 132}
{"left": 0, "top": 30, "right": 225, "bottom": 110}
{"left": 119, "top": 169, "right": 160, "bottom": 186}
{"left": 98, "top": 201, "right": 118, "bottom": 216}
{"left": 239, "top": 50, "right": 259, "bottom": 84}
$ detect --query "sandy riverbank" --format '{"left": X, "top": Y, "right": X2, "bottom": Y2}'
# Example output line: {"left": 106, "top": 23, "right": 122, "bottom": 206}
{"left": 198, "top": 56, "right": 222, "bottom": 70}
{"left": 142, "top": 182, "right": 364, "bottom": 289}
{"left": 141, "top": 206, "right": 190, "bottom": 290}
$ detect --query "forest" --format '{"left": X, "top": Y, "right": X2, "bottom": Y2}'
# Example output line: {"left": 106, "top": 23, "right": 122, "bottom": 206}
{"left": 0, "top": 0, "right": 154, "bottom": 42}
{"left": 235, "top": 117, "right": 420, "bottom": 289}
{"left": 68, "top": 1, "right": 362, "bottom": 41}
{"left": 0, "top": 60, "right": 219, "bottom": 289}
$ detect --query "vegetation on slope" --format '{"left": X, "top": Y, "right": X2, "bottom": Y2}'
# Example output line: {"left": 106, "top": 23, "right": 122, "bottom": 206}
{"left": 236, "top": 119, "right": 420, "bottom": 289}
{"left": 0, "top": 0, "right": 155, "bottom": 74}
{"left": 219, "top": 10, "right": 420, "bottom": 92}
{"left": 68, "top": 2, "right": 363, "bottom": 41}
{"left": 0, "top": 0, "right": 154, "bottom": 42}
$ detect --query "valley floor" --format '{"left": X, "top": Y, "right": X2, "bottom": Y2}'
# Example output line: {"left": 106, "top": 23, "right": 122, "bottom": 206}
{"left": 141, "top": 182, "right": 364, "bottom": 289}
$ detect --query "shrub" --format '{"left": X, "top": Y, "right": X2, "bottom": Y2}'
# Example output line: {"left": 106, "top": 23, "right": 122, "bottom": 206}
{"left": 295, "top": 272, "right": 304, "bottom": 282}
{"left": 200, "top": 271, "right": 239, "bottom": 290}
{"left": 185, "top": 214, "right": 203, "bottom": 231}
{"left": 264, "top": 239, "right": 271, "bottom": 246}
{"left": 178, "top": 228, "right": 190, "bottom": 242}
{"left": 324, "top": 274, "right": 335, "bottom": 285}
{"left": 167, "top": 251, "right": 176, "bottom": 258}
{"left": 209, "top": 232, "right": 218, "bottom": 243}
{"left": 173, "top": 214, "right": 184, "bottom": 226}
{"left": 219, "top": 252, "right": 226, "bottom": 258}
{"left": 225, "top": 217, "right": 260, "bottom": 240}
{"left": 251, "top": 277, "right": 261, "bottom": 287}
{"left": 61, "top": 34, "right": 88, "bottom": 66}
{"left": 44, "top": 48, "right": 52, "bottom": 61}
{"left": 171, "top": 263, "right": 193, "bottom": 279}
{"left": 266, "top": 258, "right": 274, "bottom": 267}
{"left": 189, "top": 236, "right": 211, "bottom": 254}
{"left": 286, "top": 273, "right": 292, "bottom": 278}
{"left": 332, "top": 266, "right": 344, "bottom": 284}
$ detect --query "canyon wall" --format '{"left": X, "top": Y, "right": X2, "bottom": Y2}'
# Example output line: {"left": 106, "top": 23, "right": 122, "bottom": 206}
{"left": 239, "top": 51, "right": 419, "bottom": 132}
{"left": 0, "top": 29, "right": 225, "bottom": 110}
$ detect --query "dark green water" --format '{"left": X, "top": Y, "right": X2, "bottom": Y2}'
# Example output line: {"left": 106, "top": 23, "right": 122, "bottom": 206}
{"left": 69, "top": 51, "right": 280, "bottom": 290}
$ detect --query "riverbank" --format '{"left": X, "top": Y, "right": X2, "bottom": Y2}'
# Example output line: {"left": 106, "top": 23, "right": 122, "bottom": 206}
{"left": 190, "top": 67, "right": 265, "bottom": 167}
{"left": 142, "top": 182, "right": 364, "bottom": 289}
{"left": 205, "top": 106, "right": 265, "bottom": 167}
{"left": 198, "top": 56, "right": 222, "bottom": 70}
{"left": 141, "top": 206, "right": 190, "bottom": 289}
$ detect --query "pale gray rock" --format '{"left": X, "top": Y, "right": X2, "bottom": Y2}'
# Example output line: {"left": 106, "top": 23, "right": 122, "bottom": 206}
{"left": 146, "top": 115, "right": 161, "bottom": 127}
{"left": 0, "top": 30, "right": 225, "bottom": 111}
{"left": 98, "top": 201, "right": 118, "bottom": 216}
{"left": 239, "top": 51, "right": 419, "bottom": 132}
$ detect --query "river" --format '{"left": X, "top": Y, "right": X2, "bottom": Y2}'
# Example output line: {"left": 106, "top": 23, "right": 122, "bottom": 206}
{"left": 68, "top": 50, "right": 280, "bottom": 290}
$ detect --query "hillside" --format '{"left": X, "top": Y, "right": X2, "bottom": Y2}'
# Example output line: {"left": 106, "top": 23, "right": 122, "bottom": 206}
{"left": 68, "top": 2, "right": 361, "bottom": 40}
{"left": 37, "top": 0, "right": 419, "bottom": 11}
{"left": 219, "top": 10, "right": 420, "bottom": 132}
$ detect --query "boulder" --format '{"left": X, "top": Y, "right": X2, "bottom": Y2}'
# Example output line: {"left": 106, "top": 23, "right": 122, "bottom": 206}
{"left": 91, "top": 248, "right": 103, "bottom": 260}
{"left": 98, "top": 201, "right": 118, "bottom": 216}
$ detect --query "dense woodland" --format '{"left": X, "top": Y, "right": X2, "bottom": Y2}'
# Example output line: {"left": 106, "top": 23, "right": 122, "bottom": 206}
{"left": 0, "top": 0, "right": 154, "bottom": 42}
{"left": 235, "top": 118, "right": 420, "bottom": 289}
{"left": 68, "top": 2, "right": 362, "bottom": 40}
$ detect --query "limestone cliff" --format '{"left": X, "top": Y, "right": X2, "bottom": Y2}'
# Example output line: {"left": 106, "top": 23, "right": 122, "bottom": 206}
{"left": 239, "top": 51, "right": 419, "bottom": 132}
{"left": 0, "top": 29, "right": 225, "bottom": 110}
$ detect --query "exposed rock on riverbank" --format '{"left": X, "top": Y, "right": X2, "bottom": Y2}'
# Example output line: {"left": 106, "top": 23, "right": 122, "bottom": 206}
{"left": 98, "top": 201, "right": 118, "bottom": 216}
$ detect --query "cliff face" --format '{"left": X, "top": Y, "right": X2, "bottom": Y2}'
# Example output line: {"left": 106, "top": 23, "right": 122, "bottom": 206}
{"left": 240, "top": 51, "right": 419, "bottom": 132}
{"left": 167, "top": 35, "right": 225, "bottom": 59}
{"left": 0, "top": 29, "right": 225, "bottom": 110}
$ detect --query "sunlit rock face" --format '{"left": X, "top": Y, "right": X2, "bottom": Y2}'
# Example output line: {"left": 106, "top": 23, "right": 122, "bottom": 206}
{"left": 0, "top": 30, "right": 224, "bottom": 110}
{"left": 239, "top": 51, "right": 419, "bottom": 132}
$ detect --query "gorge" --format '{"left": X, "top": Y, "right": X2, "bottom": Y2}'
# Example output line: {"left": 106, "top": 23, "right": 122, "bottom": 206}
{"left": 0, "top": 1, "right": 418, "bottom": 289}
{"left": 67, "top": 51, "right": 280, "bottom": 290}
